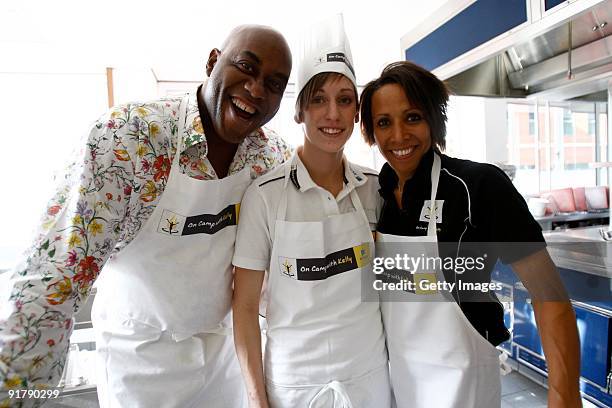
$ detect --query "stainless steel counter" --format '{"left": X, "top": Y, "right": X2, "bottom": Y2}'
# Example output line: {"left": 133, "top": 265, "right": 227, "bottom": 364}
{"left": 544, "top": 225, "right": 612, "bottom": 278}
{"left": 535, "top": 210, "right": 609, "bottom": 231}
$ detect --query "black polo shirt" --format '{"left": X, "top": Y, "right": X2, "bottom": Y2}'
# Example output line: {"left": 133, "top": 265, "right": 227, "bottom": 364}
{"left": 377, "top": 149, "right": 546, "bottom": 345}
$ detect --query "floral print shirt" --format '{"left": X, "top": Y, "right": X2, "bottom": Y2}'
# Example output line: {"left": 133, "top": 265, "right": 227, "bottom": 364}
{"left": 0, "top": 88, "right": 291, "bottom": 407}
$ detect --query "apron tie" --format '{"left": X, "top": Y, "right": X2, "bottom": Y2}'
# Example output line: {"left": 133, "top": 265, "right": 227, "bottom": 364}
{"left": 308, "top": 380, "right": 354, "bottom": 408}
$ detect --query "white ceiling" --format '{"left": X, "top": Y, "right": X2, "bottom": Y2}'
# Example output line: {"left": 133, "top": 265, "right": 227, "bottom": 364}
{"left": 1, "top": 0, "right": 450, "bottom": 84}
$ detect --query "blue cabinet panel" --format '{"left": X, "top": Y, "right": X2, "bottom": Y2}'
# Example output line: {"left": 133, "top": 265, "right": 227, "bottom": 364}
{"left": 513, "top": 284, "right": 545, "bottom": 355}
{"left": 493, "top": 260, "right": 612, "bottom": 391}
{"left": 404, "top": 0, "right": 527, "bottom": 71}
{"left": 513, "top": 283, "right": 612, "bottom": 389}
{"left": 574, "top": 306, "right": 612, "bottom": 389}
{"left": 492, "top": 263, "right": 518, "bottom": 353}
{"left": 581, "top": 382, "right": 612, "bottom": 407}
{"left": 518, "top": 347, "right": 548, "bottom": 372}
{"left": 556, "top": 267, "right": 612, "bottom": 305}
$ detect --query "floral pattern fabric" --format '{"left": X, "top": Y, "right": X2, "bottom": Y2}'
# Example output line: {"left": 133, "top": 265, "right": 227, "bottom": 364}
{"left": 0, "top": 89, "right": 291, "bottom": 407}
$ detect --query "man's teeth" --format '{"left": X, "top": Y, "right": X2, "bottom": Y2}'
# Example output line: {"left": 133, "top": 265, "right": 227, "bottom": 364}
{"left": 321, "top": 128, "right": 342, "bottom": 135}
{"left": 232, "top": 98, "right": 256, "bottom": 114}
{"left": 392, "top": 147, "right": 415, "bottom": 157}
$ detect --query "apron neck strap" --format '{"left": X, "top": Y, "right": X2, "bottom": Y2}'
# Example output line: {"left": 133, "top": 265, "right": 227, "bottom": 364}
{"left": 163, "top": 96, "right": 190, "bottom": 186}
{"left": 173, "top": 96, "right": 189, "bottom": 167}
{"left": 427, "top": 152, "right": 442, "bottom": 237}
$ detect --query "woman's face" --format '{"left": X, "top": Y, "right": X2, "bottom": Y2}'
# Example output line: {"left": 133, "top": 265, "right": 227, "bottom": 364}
{"left": 300, "top": 75, "right": 358, "bottom": 155}
{"left": 371, "top": 83, "right": 432, "bottom": 182}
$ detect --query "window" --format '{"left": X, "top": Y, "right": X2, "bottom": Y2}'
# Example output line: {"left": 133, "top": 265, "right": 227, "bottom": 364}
{"left": 550, "top": 106, "right": 597, "bottom": 189}
{"left": 588, "top": 115, "right": 596, "bottom": 136}
{"left": 597, "top": 105, "right": 609, "bottom": 186}
{"left": 506, "top": 101, "right": 606, "bottom": 194}
{"left": 0, "top": 72, "right": 109, "bottom": 269}
{"left": 507, "top": 103, "right": 540, "bottom": 193}
{"left": 563, "top": 109, "right": 574, "bottom": 136}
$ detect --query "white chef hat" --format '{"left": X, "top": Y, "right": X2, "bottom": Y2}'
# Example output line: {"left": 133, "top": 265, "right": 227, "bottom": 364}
{"left": 296, "top": 14, "right": 357, "bottom": 97}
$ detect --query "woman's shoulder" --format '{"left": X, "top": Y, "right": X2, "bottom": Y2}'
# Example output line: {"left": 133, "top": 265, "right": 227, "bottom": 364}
{"left": 346, "top": 162, "right": 379, "bottom": 183}
{"left": 239, "top": 164, "right": 287, "bottom": 229}
{"left": 242, "top": 163, "right": 287, "bottom": 208}
{"left": 438, "top": 154, "right": 521, "bottom": 210}
{"left": 253, "top": 162, "right": 288, "bottom": 188}
{"left": 346, "top": 161, "right": 381, "bottom": 211}
{"left": 440, "top": 154, "right": 511, "bottom": 185}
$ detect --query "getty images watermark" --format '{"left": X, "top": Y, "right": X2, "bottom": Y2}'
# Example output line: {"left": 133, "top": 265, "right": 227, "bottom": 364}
{"left": 370, "top": 252, "right": 503, "bottom": 295}
{"left": 359, "top": 241, "right": 598, "bottom": 303}
{"left": 372, "top": 253, "right": 487, "bottom": 274}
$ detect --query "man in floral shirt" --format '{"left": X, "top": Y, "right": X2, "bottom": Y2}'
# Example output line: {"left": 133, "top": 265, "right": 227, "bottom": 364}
{"left": 0, "top": 25, "right": 292, "bottom": 407}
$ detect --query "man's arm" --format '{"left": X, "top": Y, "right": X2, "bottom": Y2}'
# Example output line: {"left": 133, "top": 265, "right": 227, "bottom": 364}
{"left": 0, "top": 106, "right": 150, "bottom": 405}
{"left": 233, "top": 267, "right": 269, "bottom": 408}
{"left": 511, "top": 249, "right": 582, "bottom": 407}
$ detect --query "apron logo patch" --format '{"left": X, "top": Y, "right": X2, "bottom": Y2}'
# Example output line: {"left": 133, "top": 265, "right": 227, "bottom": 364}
{"left": 413, "top": 272, "right": 439, "bottom": 295}
{"left": 279, "top": 257, "right": 298, "bottom": 279}
{"left": 157, "top": 210, "right": 186, "bottom": 235}
{"left": 157, "top": 204, "right": 240, "bottom": 236}
{"left": 278, "top": 243, "right": 371, "bottom": 281}
{"left": 419, "top": 200, "right": 444, "bottom": 223}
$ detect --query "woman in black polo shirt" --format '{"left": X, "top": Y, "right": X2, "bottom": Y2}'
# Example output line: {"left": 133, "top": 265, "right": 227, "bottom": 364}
{"left": 360, "top": 61, "right": 580, "bottom": 408}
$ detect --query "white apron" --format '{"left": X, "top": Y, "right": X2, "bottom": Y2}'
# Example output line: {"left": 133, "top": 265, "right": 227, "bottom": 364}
{"left": 91, "top": 96, "right": 249, "bottom": 408}
{"left": 377, "top": 153, "right": 501, "bottom": 408}
{"left": 264, "top": 163, "right": 391, "bottom": 408}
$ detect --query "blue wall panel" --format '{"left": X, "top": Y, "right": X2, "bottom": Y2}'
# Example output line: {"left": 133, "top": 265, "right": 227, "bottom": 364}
{"left": 546, "top": 0, "right": 567, "bottom": 11}
{"left": 404, "top": 0, "right": 528, "bottom": 71}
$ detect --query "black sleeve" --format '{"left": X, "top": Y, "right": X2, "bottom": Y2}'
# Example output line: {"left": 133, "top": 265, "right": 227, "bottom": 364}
{"left": 476, "top": 165, "right": 546, "bottom": 264}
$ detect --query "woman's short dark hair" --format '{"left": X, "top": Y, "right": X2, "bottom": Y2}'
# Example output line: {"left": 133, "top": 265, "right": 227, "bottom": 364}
{"left": 360, "top": 61, "right": 449, "bottom": 151}
{"left": 295, "top": 72, "right": 359, "bottom": 123}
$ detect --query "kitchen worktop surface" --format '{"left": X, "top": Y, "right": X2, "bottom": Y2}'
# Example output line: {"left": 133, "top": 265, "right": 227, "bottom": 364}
{"left": 544, "top": 225, "right": 612, "bottom": 278}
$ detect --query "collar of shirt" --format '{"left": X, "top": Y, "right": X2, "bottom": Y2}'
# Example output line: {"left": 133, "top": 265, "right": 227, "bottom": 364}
{"left": 379, "top": 148, "right": 435, "bottom": 203}
{"left": 284, "top": 152, "right": 368, "bottom": 199}
{"left": 182, "top": 90, "right": 207, "bottom": 152}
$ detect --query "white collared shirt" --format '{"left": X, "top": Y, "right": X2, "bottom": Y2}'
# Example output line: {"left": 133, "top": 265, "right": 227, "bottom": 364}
{"left": 233, "top": 152, "right": 380, "bottom": 272}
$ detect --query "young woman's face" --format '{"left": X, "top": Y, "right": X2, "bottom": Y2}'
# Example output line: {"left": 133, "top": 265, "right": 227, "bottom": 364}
{"left": 300, "top": 75, "right": 358, "bottom": 154}
{"left": 371, "top": 83, "right": 432, "bottom": 181}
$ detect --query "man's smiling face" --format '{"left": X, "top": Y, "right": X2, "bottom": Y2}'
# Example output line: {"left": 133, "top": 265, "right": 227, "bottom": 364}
{"left": 202, "top": 26, "right": 292, "bottom": 144}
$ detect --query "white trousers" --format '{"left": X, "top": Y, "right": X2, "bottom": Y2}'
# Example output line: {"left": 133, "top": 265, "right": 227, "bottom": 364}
{"left": 94, "top": 318, "right": 246, "bottom": 408}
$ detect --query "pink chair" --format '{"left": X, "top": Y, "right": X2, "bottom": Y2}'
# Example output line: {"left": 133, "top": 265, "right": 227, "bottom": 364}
{"left": 572, "top": 187, "right": 587, "bottom": 212}
{"left": 585, "top": 186, "right": 609, "bottom": 211}
{"left": 547, "top": 188, "right": 576, "bottom": 213}
{"left": 539, "top": 192, "right": 558, "bottom": 215}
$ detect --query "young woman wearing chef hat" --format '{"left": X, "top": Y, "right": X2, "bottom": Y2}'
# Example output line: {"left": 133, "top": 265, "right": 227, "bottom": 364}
{"left": 232, "top": 14, "right": 391, "bottom": 408}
